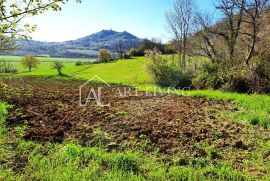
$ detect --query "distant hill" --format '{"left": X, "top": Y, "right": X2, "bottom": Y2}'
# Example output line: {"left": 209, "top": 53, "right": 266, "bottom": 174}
{"left": 13, "top": 30, "right": 142, "bottom": 58}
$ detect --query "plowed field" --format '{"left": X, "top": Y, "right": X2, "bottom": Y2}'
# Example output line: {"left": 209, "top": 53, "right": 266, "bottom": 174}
{"left": 1, "top": 76, "right": 269, "bottom": 174}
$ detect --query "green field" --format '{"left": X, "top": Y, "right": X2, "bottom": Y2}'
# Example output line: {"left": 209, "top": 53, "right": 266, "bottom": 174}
{"left": 1, "top": 56, "right": 153, "bottom": 84}
{"left": 74, "top": 57, "right": 153, "bottom": 85}
{"left": 0, "top": 56, "right": 96, "bottom": 75}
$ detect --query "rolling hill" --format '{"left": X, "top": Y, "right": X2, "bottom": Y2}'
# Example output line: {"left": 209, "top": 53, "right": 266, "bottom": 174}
{"left": 14, "top": 30, "right": 142, "bottom": 58}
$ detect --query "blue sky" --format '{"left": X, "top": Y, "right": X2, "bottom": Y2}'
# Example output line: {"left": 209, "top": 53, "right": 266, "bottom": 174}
{"left": 28, "top": 0, "right": 215, "bottom": 42}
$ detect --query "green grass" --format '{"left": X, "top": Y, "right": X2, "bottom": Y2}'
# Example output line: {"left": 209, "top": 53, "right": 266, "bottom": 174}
{"left": 0, "top": 56, "right": 94, "bottom": 63}
{"left": 185, "top": 90, "right": 270, "bottom": 128}
{"left": 0, "top": 55, "right": 96, "bottom": 75}
{"left": 74, "top": 57, "right": 153, "bottom": 85}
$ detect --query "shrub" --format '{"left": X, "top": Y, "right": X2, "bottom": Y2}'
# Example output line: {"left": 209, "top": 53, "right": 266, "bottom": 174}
{"left": 192, "top": 61, "right": 270, "bottom": 93}
{"left": 123, "top": 53, "right": 131, "bottom": 59}
{"left": 227, "top": 68, "right": 252, "bottom": 93}
{"left": 250, "top": 56, "right": 270, "bottom": 93}
{"left": 192, "top": 64, "right": 229, "bottom": 90}
{"left": 146, "top": 49, "right": 193, "bottom": 88}
{"left": 192, "top": 49, "right": 270, "bottom": 94}
{"left": 0, "top": 60, "right": 18, "bottom": 73}
{"left": 129, "top": 48, "right": 144, "bottom": 57}
{"left": 75, "top": 61, "right": 83, "bottom": 66}
{"left": 98, "top": 49, "right": 113, "bottom": 63}
{"left": 75, "top": 61, "right": 94, "bottom": 66}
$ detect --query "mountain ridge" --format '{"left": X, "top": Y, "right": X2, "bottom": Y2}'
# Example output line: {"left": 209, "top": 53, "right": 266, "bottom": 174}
{"left": 14, "top": 30, "right": 142, "bottom": 58}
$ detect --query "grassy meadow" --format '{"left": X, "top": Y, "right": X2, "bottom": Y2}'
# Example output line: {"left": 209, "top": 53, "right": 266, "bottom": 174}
{"left": 0, "top": 56, "right": 96, "bottom": 76}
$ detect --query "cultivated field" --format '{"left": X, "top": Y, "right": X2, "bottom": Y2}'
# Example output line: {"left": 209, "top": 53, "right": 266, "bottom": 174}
{"left": 1, "top": 56, "right": 270, "bottom": 180}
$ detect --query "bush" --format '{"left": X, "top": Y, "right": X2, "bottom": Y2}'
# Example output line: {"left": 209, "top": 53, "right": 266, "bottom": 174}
{"left": 192, "top": 61, "right": 270, "bottom": 94}
{"left": 219, "top": 64, "right": 270, "bottom": 94}
{"left": 146, "top": 49, "right": 193, "bottom": 88}
{"left": 226, "top": 68, "right": 252, "bottom": 93}
{"left": 250, "top": 56, "right": 270, "bottom": 93}
{"left": 192, "top": 64, "right": 229, "bottom": 90}
{"left": 75, "top": 61, "right": 83, "bottom": 66}
{"left": 75, "top": 61, "right": 93, "bottom": 66}
{"left": 0, "top": 60, "right": 18, "bottom": 73}
{"left": 123, "top": 53, "right": 131, "bottom": 59}
{"left": 129, "top": 48, "right": 144, "bottom": 57}
{"left": 98, "top": 49, "right": 113, "bottom": 63}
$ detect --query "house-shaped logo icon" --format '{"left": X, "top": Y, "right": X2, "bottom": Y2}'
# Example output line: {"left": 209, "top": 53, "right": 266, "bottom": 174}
{"left": 79, "top": 75, "right": 111, "bottom": 107}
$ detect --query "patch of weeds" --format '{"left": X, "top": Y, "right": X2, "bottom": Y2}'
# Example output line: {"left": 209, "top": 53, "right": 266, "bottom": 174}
{"left": 192, "top": 157, "right": 207, "bottom": 167}
{"left": 115, "top": 154, "right": 140, "bottom": 173}
{"left": 116, "top": 111, "right": 129, "bottom": 116}
{"left": 92, "top": 129, "right": 112, "bottom": 146}
{"left": 93, "top": 128, "right": 106, "bottom": 137}
{"left": 105, "top": 113, "right": 116, "bottom": 121}
{"left": 94, "top": 107, "right": 104, "bottom": 115}
{"left": 55, "top": 101, "right": 68, "bottom": 110}
{"left": 174, "top": 154, "right": 191, "bottom": 166}
{"left": 250, "top": 117, "right": 260, "bottom": 126}
{"left": 205, "top": 145, "right": 219, "bottom": 160}
{"left": 260, "top": 119, "right": 270, "bottom": 129}
{"left": 14, "top": 125, "right": 28, "bottom": 137}
{"left": 213, "top": 131, "right": 223, "bottom": 139}
{"left": 138, "top": 134, "right": 152, "bottom": 152}
{"left": 194, "top": 141, "right": 220, "bottom": 160}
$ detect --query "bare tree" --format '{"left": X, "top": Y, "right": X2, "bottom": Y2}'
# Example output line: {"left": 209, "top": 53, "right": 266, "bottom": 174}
{"left": 236, "top": 0, "right": 269, "bottom": 65}
{"left": 115, "top": 40, "right": 125, "bottom": 59}
{"left": 194, "top": 0, "right": 269, "bottom": 67}
{"left": 166, "top": 0, "right": 196, "bottom": 71}
{"left": 194, "top": 0, "right": 245, "bottom": 65}
{"left": 192, "top": 13, "right": 220, "bottom": 63}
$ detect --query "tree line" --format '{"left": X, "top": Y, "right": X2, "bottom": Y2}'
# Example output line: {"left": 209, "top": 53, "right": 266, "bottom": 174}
{"left": 146, "top": 0, "right": 270, "bottom": 93}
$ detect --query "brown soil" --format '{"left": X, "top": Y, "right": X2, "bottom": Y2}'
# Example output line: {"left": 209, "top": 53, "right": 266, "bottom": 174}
{"left": 0, "top": 76, "right": 269, "bottom": 169}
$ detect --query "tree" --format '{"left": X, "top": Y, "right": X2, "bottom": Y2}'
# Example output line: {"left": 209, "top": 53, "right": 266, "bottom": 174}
{"left": 236, "top": 0, "right": 269, "bottom": 65}
{"left": 0, "top": 0, "right": 81, "bottom": 39}
{"left": 115, "top": 40, "right": 125, "bottom": 59}
{"left": 194, "top": 0, "right": 269, "bottom": 67}
{"left": 98, "top": 49, "right": 113, "bottom": 62}
{"left": 166, "top": 0, "right": 196, "bottom": 71}
{"left": 53, "top": 61, "right": 65, "bottom": 76}
{"left": 194, "top": 0, "right": 245, "bottom": 65}
{"left": 21, "top": 55, "right": 39, "bottom": 72}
